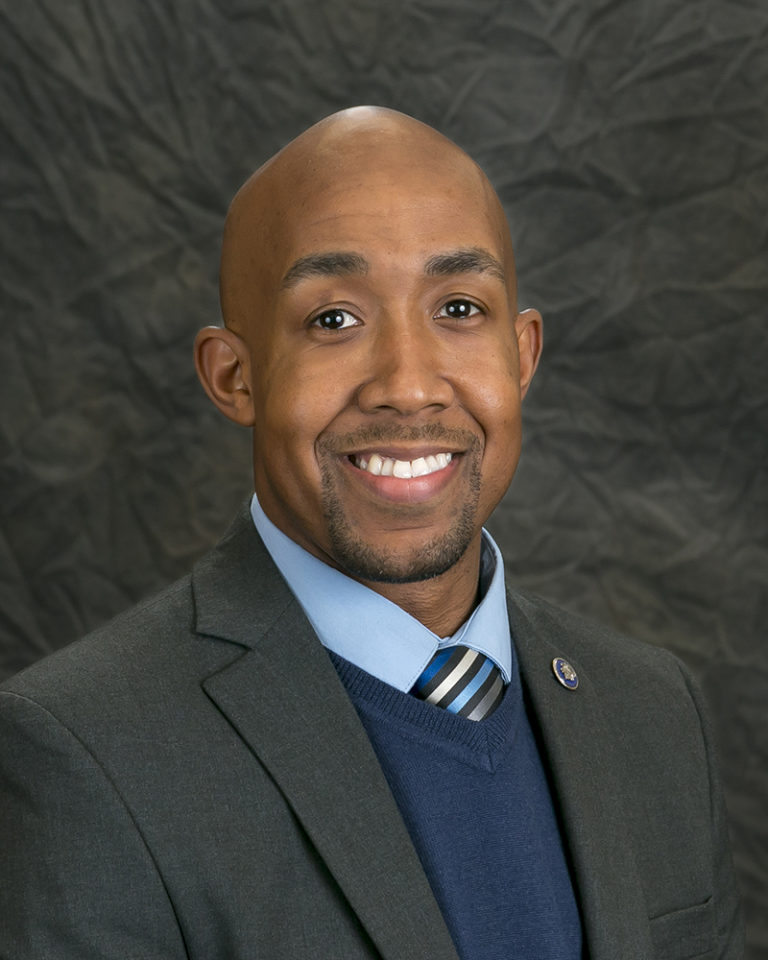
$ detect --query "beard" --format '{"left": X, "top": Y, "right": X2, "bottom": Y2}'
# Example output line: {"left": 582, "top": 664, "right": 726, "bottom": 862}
{"left": 318, "top": 424, "right": 482, "bottom": 584}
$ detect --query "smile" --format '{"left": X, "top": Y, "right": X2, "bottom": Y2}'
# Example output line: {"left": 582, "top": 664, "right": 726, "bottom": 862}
{"left": 352, "top": 452, "right": 453, "bottom": 478}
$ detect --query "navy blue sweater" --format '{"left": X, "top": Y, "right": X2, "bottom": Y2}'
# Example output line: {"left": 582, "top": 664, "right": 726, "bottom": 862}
{"left": 332, "top": 653, "right": 583, "bottom": 960}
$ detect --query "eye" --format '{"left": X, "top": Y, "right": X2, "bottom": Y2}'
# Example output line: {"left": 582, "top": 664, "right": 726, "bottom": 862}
{"left": 310, "top": 308, "right": 360, "bottom": 331}
{"left": 435, "top": 299, "right": 482, "bottom": 321}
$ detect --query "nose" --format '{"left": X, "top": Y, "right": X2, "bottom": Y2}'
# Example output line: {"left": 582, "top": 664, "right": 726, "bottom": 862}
{"left": 355, "top": 317, "right": 455, "bottom": 416}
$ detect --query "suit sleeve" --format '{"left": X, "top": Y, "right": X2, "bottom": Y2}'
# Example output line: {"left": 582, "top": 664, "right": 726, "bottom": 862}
{"left": 675, "top": 662, "right": 746, "bottom": 959}
{"left": 0, "top": 690, "right": 188, "bottom": 959}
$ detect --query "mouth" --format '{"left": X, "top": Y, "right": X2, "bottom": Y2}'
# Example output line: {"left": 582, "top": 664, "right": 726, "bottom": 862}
{"left": 351, "top": 452, "right": 453, "bottom": 479}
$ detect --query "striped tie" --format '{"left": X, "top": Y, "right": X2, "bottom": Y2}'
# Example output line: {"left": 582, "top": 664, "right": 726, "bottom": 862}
{"left": 412, "top": 646, "right": 504, "bottom": 721}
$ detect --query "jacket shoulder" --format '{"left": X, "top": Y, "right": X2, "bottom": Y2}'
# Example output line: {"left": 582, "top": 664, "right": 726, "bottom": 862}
{"left": 510, "top": 587, "right": 686, "bottom": 672}
{"left": 0, "top": 573, "right": 228, "bottom": 716}
{"left": 506, "top": 587, "right": 701, "bottom": 722}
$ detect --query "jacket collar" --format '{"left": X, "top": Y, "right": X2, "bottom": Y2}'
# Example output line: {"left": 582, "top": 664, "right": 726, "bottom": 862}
{"left": 192, "top": 505, "right": 460, "bottom": 960}
{"left": 507, "top": 588, "right": 653, "bottom": 960}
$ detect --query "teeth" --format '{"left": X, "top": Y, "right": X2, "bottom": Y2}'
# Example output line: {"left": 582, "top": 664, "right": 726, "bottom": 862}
{"left": 355, "top": 452, "right": 452, "bottom": 478}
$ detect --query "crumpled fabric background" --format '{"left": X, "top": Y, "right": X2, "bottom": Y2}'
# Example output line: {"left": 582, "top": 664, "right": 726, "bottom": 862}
{"left": 1, "top": 0, "right": 766, "bottom": 951}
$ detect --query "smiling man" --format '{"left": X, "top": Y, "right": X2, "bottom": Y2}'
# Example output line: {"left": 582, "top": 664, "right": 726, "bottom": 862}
{"left": 197, "top": 108, "right": 540, "bottom": 641}
{"left": 0, "top": 108, "right": 743, "bottom": 959}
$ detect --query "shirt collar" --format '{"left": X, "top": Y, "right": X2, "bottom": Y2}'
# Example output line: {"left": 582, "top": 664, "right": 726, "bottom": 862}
{"left": 250, "top": 493, "right": 512, "bottom": 692}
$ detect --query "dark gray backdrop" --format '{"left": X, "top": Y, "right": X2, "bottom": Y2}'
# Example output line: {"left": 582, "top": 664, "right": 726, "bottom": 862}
{"left": 1, "top": 0, "right": 766, "bottom": 953}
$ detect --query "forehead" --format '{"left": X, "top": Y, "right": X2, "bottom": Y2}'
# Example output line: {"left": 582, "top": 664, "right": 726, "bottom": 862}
{"left": 268, "top": 153, "right": 509, "bottom": 279}
{"left": 219, "top": 130, "right": 516, "bottom": 330}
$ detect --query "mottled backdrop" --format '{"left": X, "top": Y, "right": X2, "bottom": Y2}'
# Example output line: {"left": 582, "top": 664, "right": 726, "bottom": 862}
{"left": 1, "top": 0, "right": 766, "bottom": 952}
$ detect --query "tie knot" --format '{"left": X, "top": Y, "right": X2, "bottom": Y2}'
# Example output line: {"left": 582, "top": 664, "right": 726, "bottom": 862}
{"left": 412, "top": 646, "right": 504, "bottom": 721}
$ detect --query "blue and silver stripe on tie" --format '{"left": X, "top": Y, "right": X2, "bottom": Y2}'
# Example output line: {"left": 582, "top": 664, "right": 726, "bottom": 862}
{"left": 413, "top": 646, "right": 504, "bottom": 721}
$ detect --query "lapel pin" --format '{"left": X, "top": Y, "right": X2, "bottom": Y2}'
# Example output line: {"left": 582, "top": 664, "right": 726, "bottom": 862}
{"left": 552, "top": 657, "right": 579, "bottom": 690}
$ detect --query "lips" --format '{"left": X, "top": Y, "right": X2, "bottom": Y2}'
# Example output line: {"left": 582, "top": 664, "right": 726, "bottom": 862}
{"left": 353, "top": 452, "right": 453, "bottom": 478}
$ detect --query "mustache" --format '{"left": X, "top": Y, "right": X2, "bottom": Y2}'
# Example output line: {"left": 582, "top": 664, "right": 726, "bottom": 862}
{"left": 318, "top": 422, "right": 480, "bottom": 453}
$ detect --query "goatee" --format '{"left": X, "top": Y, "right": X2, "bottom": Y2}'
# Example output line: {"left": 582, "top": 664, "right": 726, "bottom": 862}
{"left": 318, "top": 425, "right": 482, "bottom": 584}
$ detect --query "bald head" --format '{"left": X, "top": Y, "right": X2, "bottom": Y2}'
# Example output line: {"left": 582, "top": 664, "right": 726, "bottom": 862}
{"left": 219, "top": 106, "right": 516, "bottom": 333}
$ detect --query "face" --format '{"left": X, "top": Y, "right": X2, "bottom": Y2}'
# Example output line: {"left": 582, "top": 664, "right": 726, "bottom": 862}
{"left": 239, "top": 155, "right": 539, "bottom": 585}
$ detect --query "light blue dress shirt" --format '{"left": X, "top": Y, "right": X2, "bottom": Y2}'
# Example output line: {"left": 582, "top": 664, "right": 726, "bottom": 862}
{"left": 250, "top": 494, "right": 512, "bottom": 692}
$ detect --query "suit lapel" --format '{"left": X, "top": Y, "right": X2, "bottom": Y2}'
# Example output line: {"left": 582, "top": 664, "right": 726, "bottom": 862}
{"left": 193, "top": 508, "right": 459, "bottom": 960}
{"left": 507, "top": 589, "right": 653, "bottom": 960}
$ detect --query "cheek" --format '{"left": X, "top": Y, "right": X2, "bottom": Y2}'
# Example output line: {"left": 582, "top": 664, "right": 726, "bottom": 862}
{"left": 255, "top": 357, "right": 354, "bottom": 468}
{"left": 467, "top": 363, "right": 522, "bottom": 481}
{"left": 465, "top": 360, "right": 521, "bottom": 432}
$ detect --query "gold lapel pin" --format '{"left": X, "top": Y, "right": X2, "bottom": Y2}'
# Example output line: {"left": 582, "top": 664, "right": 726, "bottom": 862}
{"left": 552, "top": 657, "right": 579, "bottom": 690}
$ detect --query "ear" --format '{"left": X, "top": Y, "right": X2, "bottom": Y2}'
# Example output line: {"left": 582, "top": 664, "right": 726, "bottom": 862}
{"left": 514, "top": 308, "right": 543, "bottom": 399}
{"left": 194, "top": 325, "right": 255, "bottom": 426}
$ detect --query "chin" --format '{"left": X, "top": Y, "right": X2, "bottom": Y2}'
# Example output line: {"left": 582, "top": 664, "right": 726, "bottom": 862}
{"left": 324, "top": 506, "right": 478, "bottom": 585}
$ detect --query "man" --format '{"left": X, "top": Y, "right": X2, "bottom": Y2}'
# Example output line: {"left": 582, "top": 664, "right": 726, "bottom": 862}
{"left": 0, "top": 107, "right": 743, "bottom": 959}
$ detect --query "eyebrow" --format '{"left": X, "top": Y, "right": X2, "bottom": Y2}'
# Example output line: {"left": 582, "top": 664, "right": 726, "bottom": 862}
{"left": 279, "top": 245, "right": 506, "bottom": 290}
{"left": 281, "top": 252, "right": 369, "bottom": 289}
{"left": 423, "top": 247, "right": 506, "bottom": 284}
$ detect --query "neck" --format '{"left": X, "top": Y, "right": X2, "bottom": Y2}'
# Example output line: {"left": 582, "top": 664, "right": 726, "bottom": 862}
{"left": 357, "top": 539, "right": 483, "bottom": 637}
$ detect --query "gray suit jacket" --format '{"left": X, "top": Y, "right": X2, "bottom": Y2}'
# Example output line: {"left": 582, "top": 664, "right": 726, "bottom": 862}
{"left": 0, "top": 506, "right": 743, "bottom": 959}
